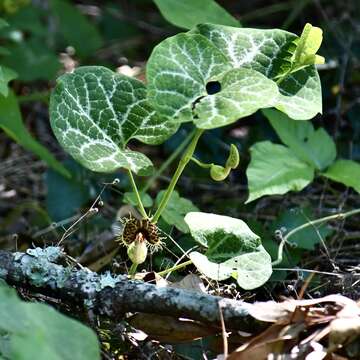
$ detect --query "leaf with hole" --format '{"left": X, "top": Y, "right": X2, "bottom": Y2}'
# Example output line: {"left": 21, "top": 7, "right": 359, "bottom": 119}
{"left": 195, "top": 23, "right": 323, "bottom": 120}
{"left": 50, "top": 66, "right": 179, "bottom": 175}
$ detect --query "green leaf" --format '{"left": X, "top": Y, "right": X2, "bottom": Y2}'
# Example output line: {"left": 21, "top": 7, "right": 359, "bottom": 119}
{"left": 50, "top": 0, "right": 103, "bottom": 58}
{"left": 323, "top": 160, "right": 360, "bottom": 194}
{"left": 275, "top": 65, "right": 322, "bottom": 120}
{"left": 194, "top": 24, "right": 297, "bottom": 79}
{"left": 185, "top": 212, "right": 261, "bottom": 262}
{"left": 2, "top": 39, "right": 60, "bottom": 81}
{"left": 147, "top": 25, "right": 322, "bottom": 128}
{"left": 153, "top": 0, "right": 240, "bottom": 30}
{"left": 0, "top": 91, "right": 70, "bottom": 178}
{"left": 46, "top": 160, "right": 91, "bottom": 222}
{"left": 0, "top": 283, "right": 100, "bottom": 360}
{"left": 50, "top": 66, "right": 178, "bottom": 175}
{"left": 155, "top": 191, "right": 198, "bottom": 233}
{"left": 193, "top": 68, "right": 279, "bottom": 129}
{"left": 293, "top": 23, "right": 324, "bottom": 69}
{"left": 195, "top": 24, "right": 322, "bottom": 120}
{"left": 271, "top": 207, "right": 333, "bottom": 250}
{"left": 147, "top": 33, "right": 231, "bottom": 123}
{"left": 264, "top": 108, "right": 336, "bottom": 170}
{"left": 246, "top": 141, "right": 314, "bottom": 203}
{"left": 189, "top": 245, "right": 272, "bottom": 290}
{"left": 0, "top": 66, "right": 17, "bottom": 96}
{"left": 124, "top": 191, "right": 153, "bottom": 208}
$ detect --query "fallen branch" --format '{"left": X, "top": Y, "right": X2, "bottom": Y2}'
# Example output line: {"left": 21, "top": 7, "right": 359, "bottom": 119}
{"left": 0, "top": 247, "right": 261, "bottom": 331}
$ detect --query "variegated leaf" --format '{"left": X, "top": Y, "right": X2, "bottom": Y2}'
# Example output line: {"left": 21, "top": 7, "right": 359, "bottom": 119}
{"left": 50, "top": 66, "right": 178, "bottom": 175}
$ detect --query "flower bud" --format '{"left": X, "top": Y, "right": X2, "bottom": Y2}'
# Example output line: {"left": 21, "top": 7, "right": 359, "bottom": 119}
{"left": 127, "top": 235, "right": 148, "bottom": 264}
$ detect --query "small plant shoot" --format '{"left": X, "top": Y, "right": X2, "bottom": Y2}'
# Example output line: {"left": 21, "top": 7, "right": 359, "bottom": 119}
{"left": 50, "top": 22, "right": 325, "bottom": 289}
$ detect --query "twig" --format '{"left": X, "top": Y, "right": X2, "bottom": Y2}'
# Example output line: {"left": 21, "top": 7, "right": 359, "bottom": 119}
{"left": 0, "top": 247, "right": 260, "bottom": 330}
{"left": 272, "top": 208, "right": 360, "bottom": 266}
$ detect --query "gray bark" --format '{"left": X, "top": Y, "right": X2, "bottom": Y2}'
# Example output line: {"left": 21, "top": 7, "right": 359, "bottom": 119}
{"left": 0, "top": 247, "right": 262, "bottom": 331}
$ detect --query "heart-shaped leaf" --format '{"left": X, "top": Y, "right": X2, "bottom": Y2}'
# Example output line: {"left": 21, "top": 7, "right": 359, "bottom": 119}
{"left": 184, "top": 212, "right": 261, "bottom": 262}
{"left": 50, "top": 66, "right": 178, "bottom": 175}
{"left": 264, "top": 108, "right": 336, "bottom": 170}
{"left": 147, "top": 24, "right": 322, "bottom": 128}
{"left": 195, "top": 24, "right": 322, "bottom": 120}
{"left": 246, "top": 141, "right": 314, "bottom": 202}
{"left": 189, "top": 245, "right": 272, "bottom": 290}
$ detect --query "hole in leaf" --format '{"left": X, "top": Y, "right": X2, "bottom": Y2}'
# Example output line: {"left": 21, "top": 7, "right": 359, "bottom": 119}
{"left": 206, "top": 81, "right": 221, "bottom": 95}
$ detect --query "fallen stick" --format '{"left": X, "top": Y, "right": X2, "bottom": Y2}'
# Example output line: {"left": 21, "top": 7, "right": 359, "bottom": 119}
{"left": 0, "top": 246, "right": 261, "bottom": 331}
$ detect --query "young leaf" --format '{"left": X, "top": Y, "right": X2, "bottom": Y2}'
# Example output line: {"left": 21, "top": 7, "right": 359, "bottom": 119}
{"left": 189, "top": 245, "right": 272, "bottom": 290}
{"left": 264, "top": 108, "right": 336, "bottom": 170}
{"left": 226, "top": 144, "right": 240, "bottom": 169}
{"left": 246, "top": 141, "right": 314, "bottom": 203}
{"left": 0, "top": 283, "right": 100, "bottom": 360}
{"left": 184, "top": 212, "right": 261, "bottom": 262}
{"left": 155, "top": 190, "right": 198, "bottom": 233}
{"left": 323, "top": 160, "right": 360, "bottom": 194}
{"left": 50, "top": 66, "right": 178, "bottom": 175}
{"left": 50, "top": 0, "right": 103, "bottom": 58}
{"left": 293, "top": 23, "right": 324, "bottom": 69}
{"left": 0, "top": 91, "right": 70, "bottom": 178}
{"left": 154, "top": 0, "right": 240, "bottom": 30}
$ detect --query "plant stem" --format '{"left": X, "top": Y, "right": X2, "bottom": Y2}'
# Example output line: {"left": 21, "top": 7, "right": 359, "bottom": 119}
{"left": 142, "top": 129, "right": 195, "bottom": 193}
{"left": 191, "top": 157, "right": 212, "bottom": 169}
{"left": 157, "top": 259, "right": 193, "bottom": 277}
{"left": 129, "top": 263, "right": 138, "bottom": 277}
{"left": 127, "top": 169, "right": 148, "bottom": 219}
{"left": 272, "top": 208, "right": 360, "bottom": 266}
{"left": 151, "top": 128, "right": 204, "bottom": 223}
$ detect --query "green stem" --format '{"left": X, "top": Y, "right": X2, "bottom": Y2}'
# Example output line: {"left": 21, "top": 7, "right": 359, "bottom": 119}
{"left": 272, "top": 208, "right": 360, "bottom": 266}
{"left": 127, "top": 169, "right": 148, "bottom": 219}
{"left": 129, "top": 262, "right": 138, "bottom": 277}
{"left": 191, "top": 157, "right": 212, "bottom": 169}
{"left": 157, "top": 259, "right": 193, "bottom": 277}
{"left": 151, "top": 129, "right": 204, "bottom": 223}
{"left": 142, "top": 129, "right": 195, "bottom": 193}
